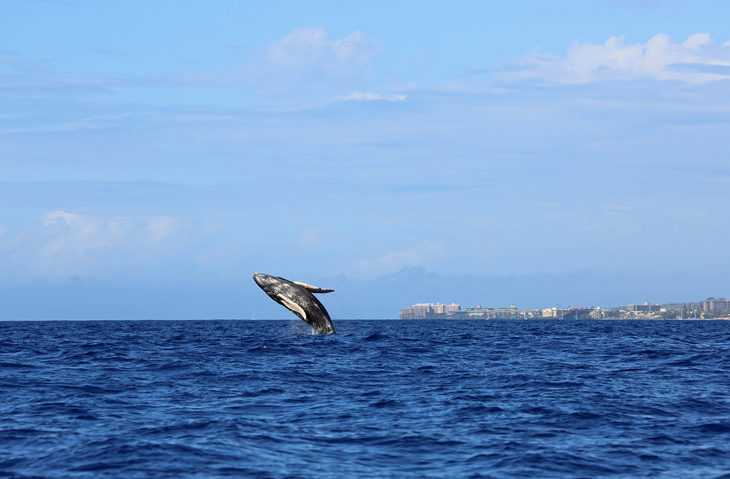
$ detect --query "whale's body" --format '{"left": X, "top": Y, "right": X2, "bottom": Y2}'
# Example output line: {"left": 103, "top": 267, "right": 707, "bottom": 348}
{"left": 252, "top": 273, "right": 336, "bottom": 334}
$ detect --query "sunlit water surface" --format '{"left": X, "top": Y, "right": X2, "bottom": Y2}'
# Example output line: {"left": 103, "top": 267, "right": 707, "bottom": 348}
{"left": 2, "top": 319, "right": 730, "bottom": 478}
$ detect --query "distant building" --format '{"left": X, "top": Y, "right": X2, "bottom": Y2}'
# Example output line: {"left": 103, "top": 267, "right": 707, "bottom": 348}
{"left": 542, "top": 307, "right": 559, "bottom": 318}
{"left": 448, "top": 305, "right": 542, "bottom": 319}
{"left": 563, "top": 307, "right": 594, "bottom": 320}
{"left": 431, "top": 303, "right": 460, "bottom": 314}
{"left": 463, "top": 306, "right": 493, "bottom": 318}
{"left": 497, "top": 305, "right": 518, "bottom": 311}
{"left": 627, "top": 303, "right": 661, "bottom": 312}
{"left": 703, "top": 297, "right": 730, "bottom": 314}
{"left": 400, "top": 302, "right": 460, "bottom": 319}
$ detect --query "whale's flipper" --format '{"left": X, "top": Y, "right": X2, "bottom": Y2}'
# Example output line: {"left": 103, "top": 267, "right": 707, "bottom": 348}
{"left": 293, "top": 281, "right": 334, "bottom": 294}
{"left": 279, "top": 295, "right": 308, "bottom": 321}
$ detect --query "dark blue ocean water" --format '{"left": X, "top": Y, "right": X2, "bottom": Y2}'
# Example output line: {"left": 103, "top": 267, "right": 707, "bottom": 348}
{"left": 2, "top": 319, "right": 730, "bottom": 478}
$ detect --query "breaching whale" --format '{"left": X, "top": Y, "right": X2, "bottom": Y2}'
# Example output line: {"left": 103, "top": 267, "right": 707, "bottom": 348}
{"left": 252, "top": 273, "right": 336, "bottom": 334}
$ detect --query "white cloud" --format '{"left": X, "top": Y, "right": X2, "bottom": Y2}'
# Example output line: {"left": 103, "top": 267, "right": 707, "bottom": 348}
{"left": 352, "top": 240, "right": 444, "bottom": 277}
{"left": 339, "top": 92, "right": 406, "bottom": 101}
{"left": 24, "top": 211, "right": 130, "bottom": 276}
{"left": 681, "top": 32, "right": 712, "bottom": 51}
{"left": 0, "top": 26, "right": 383, "bottom": 99}
{"left": 245, "top": 26, "right": 382, "bottom": 91}
{"left": 37, "top": 210, "right": 82, "bottom": 226}
{"left": 501, "top": 33, "right": 730, "bottom": 84}
{"left": 0, "top": 211, "right": 192, "bottom": 278}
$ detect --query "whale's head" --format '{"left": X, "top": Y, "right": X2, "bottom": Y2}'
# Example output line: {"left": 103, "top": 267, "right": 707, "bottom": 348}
{"left": 252, "top": 273, "right": 278, "bottom": 292}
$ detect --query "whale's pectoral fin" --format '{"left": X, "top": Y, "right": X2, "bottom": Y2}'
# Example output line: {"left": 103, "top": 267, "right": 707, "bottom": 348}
{"left": 280, "top": 296, "right": 308, "bottom": 321}
{"left": 293, "top": 281, "right": 334, "bottom": 294}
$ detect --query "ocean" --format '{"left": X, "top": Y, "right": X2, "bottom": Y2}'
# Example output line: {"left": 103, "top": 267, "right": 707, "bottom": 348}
{"left": 2, "top": 319, "right": 730, "bottom": 478}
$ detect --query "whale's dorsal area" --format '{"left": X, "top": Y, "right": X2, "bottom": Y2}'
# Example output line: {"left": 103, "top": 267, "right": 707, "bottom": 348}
{"left": 293, "top": 281, "right": 334, "bottom": 294}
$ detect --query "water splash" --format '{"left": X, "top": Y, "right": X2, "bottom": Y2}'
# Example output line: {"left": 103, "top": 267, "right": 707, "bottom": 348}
{"left": 281, "top": 318, "right": 316, "bottom": 337}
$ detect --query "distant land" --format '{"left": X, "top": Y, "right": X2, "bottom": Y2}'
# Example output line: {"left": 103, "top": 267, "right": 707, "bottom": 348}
{"left": 400, "top": 297, "right": 730, "bottom": 320}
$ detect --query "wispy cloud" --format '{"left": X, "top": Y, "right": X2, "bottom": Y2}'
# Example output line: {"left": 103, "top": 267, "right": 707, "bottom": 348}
{"left": 38, "top": 210, "right": 82, "bottom": 226}
{"left": 0, "top": 26, "right": 384, "bottom": 98}
{"left": 242, "top": 26, "right": 382, "bottom": 92}
{"left": 664, "top": 208, "right": 710, "bottom": 222}
{"left": 499, "top": 33, "right": 730, "bottom": 84}
{"left": 352, "top": 241, "right": 445, "bottom": 278}
{"left": 0, "top": 210, "right": 194, "bottom": 278}
{"left": 159, "top": 26, "right": 382, "bottom": 92}
{"left": 339, "top": 92, "right": 406, "bottom": 101}
{"left": 609, "top": 0, "right": 665, "bottom": 9}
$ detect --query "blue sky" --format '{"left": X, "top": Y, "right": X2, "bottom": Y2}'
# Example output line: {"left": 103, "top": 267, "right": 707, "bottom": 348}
{"left": 2, "top": 0, "right": 730, "bottom": 319}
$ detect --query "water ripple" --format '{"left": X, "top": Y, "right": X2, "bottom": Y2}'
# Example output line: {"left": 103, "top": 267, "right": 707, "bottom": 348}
{"left": 2, "top": 319, "right": 730, "bottom": 477}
